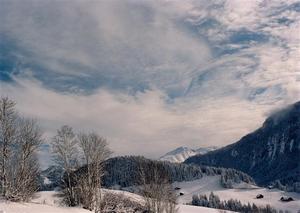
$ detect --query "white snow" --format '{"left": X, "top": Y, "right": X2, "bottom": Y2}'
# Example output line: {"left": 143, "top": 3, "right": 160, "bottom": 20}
{"left": 174, "top": 176, "right": 300, "bottom": 213}
{"left": 159, "top": 147, "right": 198, "bottom": 163}
{"left": 102, "top": 188, "right": 145, "bottom": 204}
{"left": 0, "top": 190, "right": 229, "bottom": 213}
{"left": 178, "top": 204, "right": 234, "bottom": 212}
{"left": 159, "top": 146, "right": 217, "bottom": 163}
{"left": 196, "top": 147, "right": 218, "bottom": 155}
{"left": 0, "top": 191, "right": 90, "bottom": 213}
{"left": 105, "top": 188, "right": 234, "bottom": 212}
{"left": 43, "top": 177, "right": 52, "bottom": 185}
{"left": 1, "top": 177, "right": 299, "bottom": 213}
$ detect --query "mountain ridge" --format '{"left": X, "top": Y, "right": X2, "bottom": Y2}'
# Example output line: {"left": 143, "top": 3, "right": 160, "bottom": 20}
{"left": 185, "top": 101, "right": 300, "bottom": 191}
{"left": 159, "top": 146, "right": 218, "bottom": 163}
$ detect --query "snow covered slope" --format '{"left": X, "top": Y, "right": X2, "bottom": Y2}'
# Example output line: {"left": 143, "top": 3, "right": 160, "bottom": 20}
{"left": 0, "top": 191, "right": 90, "bottom": 213}
{"left": 178, "top": 204, "right": 233, "bottom": 212}
{"left": 159, "top": 146, "right": 217, "bottom": 163}
{"left": 0, "top": 190, "right": 232, "bottom": 213}
{"left": 174, "top": 176, "right": 300, "bottom": 213}
{"left": 2, "top": 178, "right": 298, "bottom": 213}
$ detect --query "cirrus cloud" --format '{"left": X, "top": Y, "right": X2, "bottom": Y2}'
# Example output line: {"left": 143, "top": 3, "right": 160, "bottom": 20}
{"left": 0, "top": 0, "right": 299, "bottom": 167}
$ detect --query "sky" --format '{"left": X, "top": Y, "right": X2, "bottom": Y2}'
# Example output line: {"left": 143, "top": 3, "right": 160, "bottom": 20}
{"left": 0, "top": 0, "right": 300, "bottom": 168}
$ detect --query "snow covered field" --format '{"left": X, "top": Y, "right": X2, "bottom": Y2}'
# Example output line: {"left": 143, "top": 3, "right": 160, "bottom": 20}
{"left": 174, "top": 176, "right": 300, "bottom": 213}
{"left": 0, "top": 190, "right": 232, "bottom": 213}
{"left": 0, "top": 191, "right": 90, "bottom": 213}
{"left": 178, "top": 205, "right": 233, "bottom": 212}
{"left": 1, "top": 176, "right": 299, "bottom": 213}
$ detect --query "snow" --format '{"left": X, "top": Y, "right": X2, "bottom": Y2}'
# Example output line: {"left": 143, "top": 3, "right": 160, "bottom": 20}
{"left": 159, "top": 146, "right": 217, "bottom": 163}
{"left": 178, "top": 204, "right": 234, "bottom": 212}
{"left": 174, "top": 176, "right": 300, "bottom": 213}
{"left": 102, "top": 188, "right": 145, "bottom": 204}
{"left": 0, "top": 191, "right": 90, "bottom": 213}
{"left": 1, "top": 177, "right": 299, "bottom": 213}
{"left": 159, "top": 147, "right": 198, "bottom": 163}
{"left": 43, "top": 177, "right": 52, "bottom": 185}
{"left": 196, "top": 147, "right": 218, "bottom": 155}
{"left": 102, "top": 189, "right": 234, "bottom": 212}
{"left": 0, "top": 190, "right": 229, "bottom": 213}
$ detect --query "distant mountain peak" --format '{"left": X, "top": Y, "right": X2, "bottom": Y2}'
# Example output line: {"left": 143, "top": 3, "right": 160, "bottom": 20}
{"left": 164, "top": 146, "right": 195, "bottom": 155}
{"left": 159, "top": 146, "right": 218, "bottom": 163}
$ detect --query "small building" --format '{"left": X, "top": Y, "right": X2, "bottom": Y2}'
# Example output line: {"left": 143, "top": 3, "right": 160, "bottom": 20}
{"left": 256, "top": 194, "right": 264, "bottom": 199}
{"left": 174, "top": 187, "right": 181, "bottom": 190}
{"left": 280, "top": 196, "right": 294, "bottom": 202}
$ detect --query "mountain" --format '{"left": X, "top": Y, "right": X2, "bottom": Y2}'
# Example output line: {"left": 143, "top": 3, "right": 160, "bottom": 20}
{"left": 196, "top": 147, "right": 219, "bottom": 155}
{"left": 39, "top": 165, "right": 64, "bottom": 190}
{"left": 185, "top": 101, "right": 300, "bottom": 191}
{"left": 159, "top": 146, "right": 218, "bottom": 163}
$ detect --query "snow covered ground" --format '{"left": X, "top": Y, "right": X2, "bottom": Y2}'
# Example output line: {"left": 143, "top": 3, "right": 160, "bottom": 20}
{"left": 178, "top": 204, "right": 233, "bottom": 212}
{"left": 0, "top": 191, "right": 90, "bottom": 213}
{"left": 174, "top": 176, "right": 300, "bottom": 213}
{"left": 0, "top": 190, "right": 231, "bottom": 213}
{"left": 1, "top": 176, "right": 299, "bottom": 213}
{"left": 104, "top": 189, "right": 233, "bottom": 212}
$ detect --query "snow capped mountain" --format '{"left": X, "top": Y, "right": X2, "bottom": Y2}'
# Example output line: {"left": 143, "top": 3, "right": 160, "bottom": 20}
{"left": 159, "top": 146, "right": 218, "bottom": 163}
{"left": 196, "top": 147, "right": 219, "bottom": 155}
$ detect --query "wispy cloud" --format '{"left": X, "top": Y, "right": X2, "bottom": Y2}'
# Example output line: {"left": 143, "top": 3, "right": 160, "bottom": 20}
{"left": 0, "top": 0, "right": 211, "bottom": 94}
{"left": 1, "top": 78, "right": 271, "bottom": 160}
{"left": 0, "top": 0, "right": 299, "bottom": 165}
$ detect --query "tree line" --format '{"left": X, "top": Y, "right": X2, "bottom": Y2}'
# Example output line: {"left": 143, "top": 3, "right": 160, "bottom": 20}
{"left": 192, "top": 192, "right": 283, "bottom": 213}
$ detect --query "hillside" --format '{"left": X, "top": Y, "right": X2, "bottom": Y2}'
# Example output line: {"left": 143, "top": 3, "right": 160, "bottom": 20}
{"left": 40, "top": 156, "right": 253, "bottom": 190}
{"left": 185, "top": 101, "right": 300, "bottom": 190}
{"left": 0, "top": 190, "right": 233, "bottom": 213}
{"left": 3, "top": 179, "right": 299, "bottom": 213}
{"left": 175, "top": 176, "right": 300, "bottom": 213}
{"left": 99, "top": 156, "right": 254, "bottom": 188}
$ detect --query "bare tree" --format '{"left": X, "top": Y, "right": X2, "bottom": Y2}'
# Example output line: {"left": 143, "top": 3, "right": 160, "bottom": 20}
{"left": 0, "top": 97, "right": 43, "bottom": 201}
{"left": 77, "top": 132, "right": 112, "bottom": 212}
{"left": 138, "top": 163, "right": 178, "bottom": 213}
{"left": 0, "top": 97, "right": 17, "bottom": 197}
{"left": 10, "top": 118, "right": 43, "bottom": 201}
{"left": 51, "top": 125, "right": 79, "bottom": 206}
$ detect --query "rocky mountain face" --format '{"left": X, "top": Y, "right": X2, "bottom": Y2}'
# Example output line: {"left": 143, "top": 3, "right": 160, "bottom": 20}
{"left": 185, "top": 101, "right": 300, "bottom": 190}
{"left": 159, "top": 146, "right": 218, "bottom": 163}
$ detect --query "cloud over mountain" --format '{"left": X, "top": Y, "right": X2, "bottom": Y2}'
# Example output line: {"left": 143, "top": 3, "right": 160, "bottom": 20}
{"left": 1, "top": 0, "right": 299, "bottom": 163}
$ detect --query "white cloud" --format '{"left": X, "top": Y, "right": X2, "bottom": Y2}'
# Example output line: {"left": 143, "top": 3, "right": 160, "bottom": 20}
{"left": 0, "top": 78, "right": 286, "bottom": 161}
{"left": 0, "top": 0, "right": 211, "bottom": 93}
{"left": 0, "top": 0, "right": 299, "bottom": 167}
